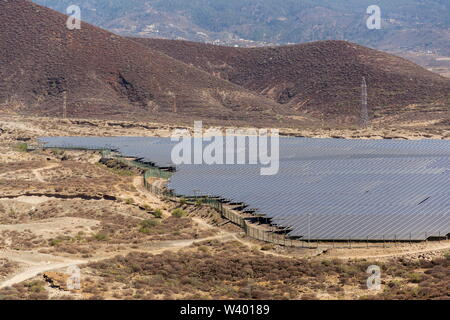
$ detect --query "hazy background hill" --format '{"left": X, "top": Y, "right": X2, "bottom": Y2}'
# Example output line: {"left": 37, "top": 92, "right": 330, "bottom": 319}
{"left": 34, "top": 0, "right": 450, "bottom": 53}
{"left": 33, "top": 0, "right": 450, "bottom": 78}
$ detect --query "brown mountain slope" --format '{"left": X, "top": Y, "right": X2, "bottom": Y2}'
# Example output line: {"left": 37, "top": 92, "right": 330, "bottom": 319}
{"left": 133, "top": 38, "right": 450, "bottom": 122}
{"left": 0, "top": 0, "right": 289, "bottom": 125}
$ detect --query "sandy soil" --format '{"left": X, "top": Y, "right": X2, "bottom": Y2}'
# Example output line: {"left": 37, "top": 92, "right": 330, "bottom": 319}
{"left": 0, "top": 217, "right": 100, "bottom": 239}
{"left": 0, "top": 115, "right": 448, "bottom": 300}
{"left": 1, "top": 114, "right": 449, "bottom": 144}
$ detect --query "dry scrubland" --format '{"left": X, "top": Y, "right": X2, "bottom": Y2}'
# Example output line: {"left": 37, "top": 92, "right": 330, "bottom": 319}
{"left": 1, "top": 115, "right": 449, "bottom": 141}
{"left": 0, "top": 116, "right": 449, "bottom": 300}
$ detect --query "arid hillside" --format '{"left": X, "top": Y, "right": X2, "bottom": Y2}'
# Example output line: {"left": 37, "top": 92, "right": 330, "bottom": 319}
{"left": 1, "top": 0, "right": 448, "bottom": 127}
{"left": 0, "top": 0, "right": 288, "bottom": 125}
{"left": 134, "top": 38, "right": 450, "bottom": 121}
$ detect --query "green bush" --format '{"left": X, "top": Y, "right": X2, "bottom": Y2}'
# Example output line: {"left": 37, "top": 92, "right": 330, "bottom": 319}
{"left": 444, "top": 251, "right": 450, "bottom": 261}
{"left": 153, "top": 209, "right": 163, "bottom": 219}
{"left": 172, "top": 208, "right": 187, "bottom": 218}
{"left": 94, "top": 233, "right": 108, "bottom": 241}
{"left": 139, "top": 219, "right": 160, "bottom": 234}
{"left": 49, "top": 238, "right": 63, "bottom": 246}
{"left": 407, "top": 272, "right": 424, "bottom": 284}
{"left": 49, "top": 236, "right": 73, "bottom": 246}
{"left": 25, "top": 280, "right": 46, "bottom": 293}
{"left": 15, "top": 143, "right": 28, "bottom": 152}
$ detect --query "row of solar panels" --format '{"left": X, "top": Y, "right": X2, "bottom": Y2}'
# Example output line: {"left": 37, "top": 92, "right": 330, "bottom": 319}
{"left": 40, "top": 136, "right": 450, "bottom": 241}
{"left": 273, "top": 213, "right": 450, "bottom": 241}
{"left": 39, "top": 136, "right": 450, "bottom": 164}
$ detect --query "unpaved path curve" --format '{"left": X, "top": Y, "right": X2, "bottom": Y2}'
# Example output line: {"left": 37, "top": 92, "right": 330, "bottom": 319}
{"left": 0, "top": 232, "right": 239, "bottom": 289}
{"left": 0, "top": 261, "right": 84, "bottom": 289}
{"left": 32, "top": 162, "right": 60, "bottom": 183}
{"left": 0, "top": 250, "right": 85, "bottom": 289}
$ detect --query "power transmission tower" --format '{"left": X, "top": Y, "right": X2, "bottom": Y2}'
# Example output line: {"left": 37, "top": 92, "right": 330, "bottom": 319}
{"left": 168, "top": 91, "right": 177, "bottom": 113}
{"left": 172, "top": 93, "right": 177, "bottom": 114}
{"left": 62, "top": 91, "right": 67, "bottom": 119}
{"left": 360, "top": 77, "right": 369, "bottom": 128}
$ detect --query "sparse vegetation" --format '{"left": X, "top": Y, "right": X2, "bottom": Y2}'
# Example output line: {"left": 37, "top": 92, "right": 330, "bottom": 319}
{"left": 0, "top": 280, "right": 48, "bottom": 300}
{"left": 0, "top": 80, "right": 448, "bottom": 303}
{"left": 172, "top": 208, "right": 187, "bottom": 218}
{"left": 153, "top": 209, "right": 163, "bottom": 219}
{"left": 15, "top": 143, "right": 28, "bottom": 152}
{"left": 82, "top": 242, "right": 450, "bottom": 300}
{"left": 93, "top": 233, "right": 108, "bottom": 241}
{"left": 142, "top": 204, "right": 152, "bottom": 211}
{"left": 139, "top": 219, "right": 160, "bottom": 234}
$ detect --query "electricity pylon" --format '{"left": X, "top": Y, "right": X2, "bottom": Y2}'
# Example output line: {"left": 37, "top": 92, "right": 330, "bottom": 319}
{"left": 62, "top": 91, "right": 67, "bottom": 119}
{"left": 167, "top": 91, "right": 177, "bottom": 113}
{"left": 361, "top": 77, "right": 369, "bottom": 128}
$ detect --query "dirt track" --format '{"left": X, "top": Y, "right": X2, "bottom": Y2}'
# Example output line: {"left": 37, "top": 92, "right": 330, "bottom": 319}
{"left": 0, "top": 115, "right": 449, "bottom": 300}
{"left": 0, "top": 231, "right": 238, "bottom": 289}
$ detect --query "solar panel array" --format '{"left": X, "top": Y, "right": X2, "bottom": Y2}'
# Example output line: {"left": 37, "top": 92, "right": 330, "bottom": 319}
{"left": 40, "top": 136, "right": 450, "bottom": 241}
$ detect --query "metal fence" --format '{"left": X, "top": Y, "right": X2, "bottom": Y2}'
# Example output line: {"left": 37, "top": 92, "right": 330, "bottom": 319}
{"left": 141, "top": 172, "right": 298, "bottom": 245}
{"left": 141, "top": 172, "right": 450, "bottom": 248}
{"left": 39, "top": 146, "right": 449, "bottom": 249}
{"left": 142, "top": 164, "right": 173, "bottom": 179}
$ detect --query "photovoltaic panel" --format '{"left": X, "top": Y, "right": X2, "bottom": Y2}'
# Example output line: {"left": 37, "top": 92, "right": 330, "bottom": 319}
{"left": 39, "top": 136, "right": 450, "bottom": 240}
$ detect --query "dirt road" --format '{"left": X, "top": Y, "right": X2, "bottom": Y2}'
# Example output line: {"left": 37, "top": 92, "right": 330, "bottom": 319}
{"left": 0, "top": 231, "right": 238, "bottom": 289}
{"left": 32, "top": 162, "right": 59, "bottom": 183}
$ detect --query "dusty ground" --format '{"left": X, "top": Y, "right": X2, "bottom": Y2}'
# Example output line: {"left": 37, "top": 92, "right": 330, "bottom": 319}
{"left": 0, "top": 115, "right": 448, "bottom": 300}
{"left": 396, "top": 50, "right": 450, "bottom": 79}
{"left": 0, "top": 114, "right": 448, "bottom": 142}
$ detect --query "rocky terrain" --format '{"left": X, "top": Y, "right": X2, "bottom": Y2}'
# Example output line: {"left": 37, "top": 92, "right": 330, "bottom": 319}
{"left": 0, "top": 0, "right": 287, "bottom": 125}
{"left": 1, "top": 1, "right": 449, "bottom": 128}
{"left": 0, "top": 115, "right": 449, "bottom": 300}
{"left": 133, "top": 38, "right": 450, "bottom": 124}
{"left": 0, "top": 1, "right": 448, "bottom": 301}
